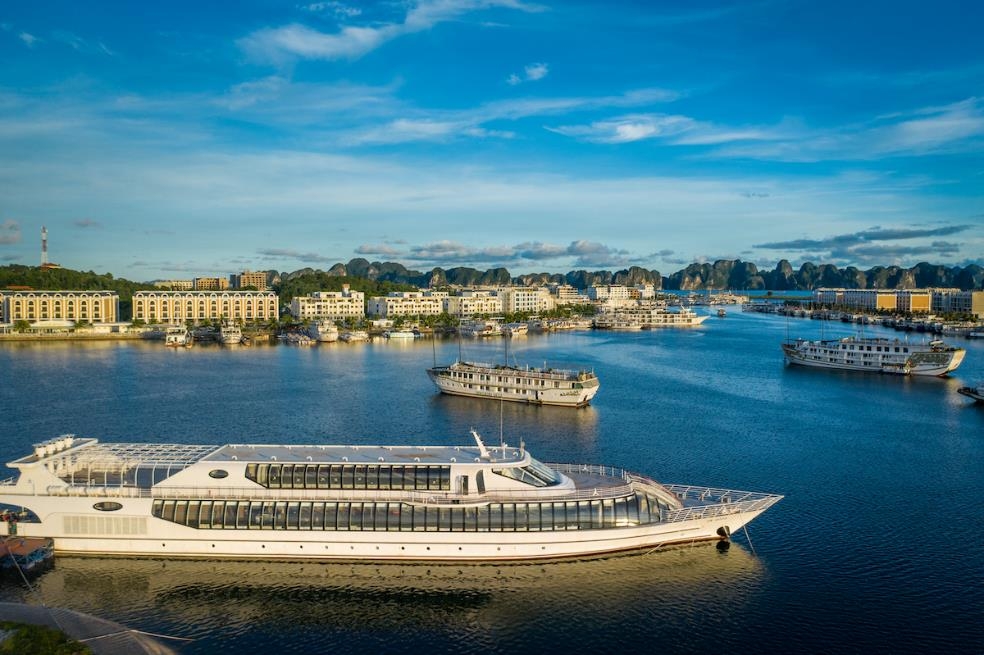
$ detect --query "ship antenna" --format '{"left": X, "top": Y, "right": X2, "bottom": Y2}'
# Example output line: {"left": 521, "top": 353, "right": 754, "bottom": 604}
{"left": 471, "top": 429, "right": 492, "bottom": 460}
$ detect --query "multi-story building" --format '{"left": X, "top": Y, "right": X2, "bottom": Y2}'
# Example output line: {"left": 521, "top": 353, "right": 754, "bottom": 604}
{"left": 548, "top": 284, "right": 586, "bottom": 306}
{"left": 500, "top": 287, "right": 554, "bottom": 314}
{"left": 931, "top": 289, "right": 984, "bottom": 318}
{"left": 1, "top": 291, "right": 119, "bottom": 325}
{"left": 231, "top": 271, "right": 268, "bottom": 291}
{"left": 290, "top": 285, "right": 366, "bottom": 322}
{"left": 153, "top": 280, "right": 194, "bottom": 291}
{"left": 367, "top": 291, "right": 445, "bottom": 318}
{"left": 445, "top": 290, "right": 503, "bottom": 317}
{"left": 193, "top": 277, "right": 230, "bottom": 291}
{"left": 896, "top": 290, "right": 932, "bottom": 314}
{"left": 586, "top": 284, "right": 633, "bottom": 308}
{"left": 132, "top": 291, "right": 278, "bottom": 324}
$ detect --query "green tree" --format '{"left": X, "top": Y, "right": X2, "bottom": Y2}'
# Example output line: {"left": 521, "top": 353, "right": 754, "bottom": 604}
{"left": 14, "top": 319, "right": 31, "bottom": 333}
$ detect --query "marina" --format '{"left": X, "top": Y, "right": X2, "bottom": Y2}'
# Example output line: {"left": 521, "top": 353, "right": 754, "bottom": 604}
{"left": 1, "top": 312, "right": 982, "bottom": 654}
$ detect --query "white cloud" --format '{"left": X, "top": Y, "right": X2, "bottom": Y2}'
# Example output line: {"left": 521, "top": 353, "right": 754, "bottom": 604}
{"left": 507, "top": 62, "right": 549, "bottom": 85}
{"left": 241, "top": 0, "right": 538, "bottom": 64}
{"left": 0, "top": 219, "right": 21, "bottom": 245}
{"left": 19, "top": 32, "right": 39, "bottom": 47}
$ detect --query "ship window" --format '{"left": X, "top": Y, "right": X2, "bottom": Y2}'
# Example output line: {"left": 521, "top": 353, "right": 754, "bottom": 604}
{"left": 330, "top": 465, "right": 342, "bottom": 488}
{"left": 336, "top": 503, "right": 351, "bottom": 530}
{"left": 287, "top": 502, "right": 300, "bottom": 529}
{"left": 173, "top": 501, "right": 188, "bottom": 525}
{"left": 211, "top": 501, "right": 225, "bottom": 528}
{"left": 93, "top": 501, "right": 123, "bottom": 512}
{"left": 317, "top": 465, "right": 330, "bottom": 488}
{"left": 208, "top": 469, "right": 229, "bottom": 479}
{"left": 293, "top": 466, "right": 306, "bottom": 488}
{"left": 349, "top": 503, "right": 364, "bottom": 530}
{"left": 354, "top": 465, "right": 367, "bottom": 489}
{"left": 366, "top": 466, "right": 379, "bottom": 490}
{"left": 305, "top": 466, "right": 317, "bottom": 488}
{"left": 311, "top": 503, "right": 324, "bottom": 530}
{"left": 342, "top": 466, "right": 355, "bottom": 489}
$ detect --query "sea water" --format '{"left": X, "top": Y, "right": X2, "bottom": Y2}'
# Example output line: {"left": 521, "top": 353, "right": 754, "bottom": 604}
{"left": 1, "top": 311, "right": 982, "bottom": 654}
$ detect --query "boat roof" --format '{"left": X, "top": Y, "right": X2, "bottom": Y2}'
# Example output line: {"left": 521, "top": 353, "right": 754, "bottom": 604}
{"left": 206, "top": 443, "right": 526, "bottom": 465}
{"left": 10, "top": 437, "right": 528, "bottom": 468}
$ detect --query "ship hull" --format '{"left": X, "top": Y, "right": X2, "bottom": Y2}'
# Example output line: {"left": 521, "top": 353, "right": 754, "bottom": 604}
{"left": 1, "top": 495, "right": 770, "bottom": 562}
{"left": 782, "top": 339, "right": 964, "bottom": 377}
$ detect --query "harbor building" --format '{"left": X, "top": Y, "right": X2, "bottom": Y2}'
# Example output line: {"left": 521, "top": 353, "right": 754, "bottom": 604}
{"left": 290, "top": 285, "right": 366, "bottom": 322}
{"left": 931, "top": 289, "right": 984, "bottom": 318}
{"left": 500, "top": 287, "right": 555, "bottom": 314}
{"left": 0, "top": 290, "right": 120, "bottom": 327}
{"left": 367, "top": 291, "right": 445, "bottom": 318}
{"left": 231, "top": 271, "right": 268, "bottom": 291}
{"left": 193, "top": 277, "right": 230, "bottom": 291}
{"left": 896, "top": 290, "right": 932, "bottom": 314}
{"left": 153, "top": 280, "right": 194, "bottom": 291}
{"left": 132, "top": 291, "right": 278, "bottom": 324}
{"left": 445, "top": 290, "right": 503, "bottom": 317}
{"left": 586, "top": 284, "right": 634, "bottom": 308}
{"left": 547, "top": 284, "right": 586, "bottom": 306}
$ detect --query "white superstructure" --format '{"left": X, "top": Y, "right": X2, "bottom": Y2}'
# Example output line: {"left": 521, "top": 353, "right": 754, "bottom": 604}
{"left": 308, "top": 320, "right": 339, "bottom": 342}
{"left": 164, "top": 326, "right": 190, "bottom": 347}
{"left": 427, "top": 361, "right": 600, "bottom": 407}
{"left": 781, "top": 336, "right": 965, "bottom": 376}
{"left": 0, "top": 433, "right": 781, "bottom": 561}
{"left": 594, "top": 303, "right": 708, "bottom": 329}
{"left": 219, "top": 322, "right": 243, "bottom": 345}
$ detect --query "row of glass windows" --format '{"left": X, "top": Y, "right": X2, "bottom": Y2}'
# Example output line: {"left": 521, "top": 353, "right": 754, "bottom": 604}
{"left": 245, "top": 463, "right": 452, "bottom": 491}
{"left": 151, "top": 493, "right": 670, "bottom": 531}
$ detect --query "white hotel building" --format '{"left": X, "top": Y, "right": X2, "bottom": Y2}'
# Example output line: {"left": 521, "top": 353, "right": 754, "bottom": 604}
{"left": 367, "top": 291, "right": 447, "bottom": 318}
{"left": 444, "top": 290, "right": 503, "bottom": 317}
{"left": 290, "top": 286, "right": 365, "bottom": 322}
{"left": 499, "top": 287, "right": 555, "bottom": 314}
{"left": 132, "top": 291, "right": 278, "bottom": 324}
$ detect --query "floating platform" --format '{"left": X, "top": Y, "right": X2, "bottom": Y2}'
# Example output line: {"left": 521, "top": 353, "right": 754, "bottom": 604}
{"left": 1, "top": 537, "right": 54, "bottom": 577}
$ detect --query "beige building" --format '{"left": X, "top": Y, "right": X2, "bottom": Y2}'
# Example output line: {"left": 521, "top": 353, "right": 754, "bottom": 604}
{"left": 193, "top": 277, "right": 230, "bottom": 291}
{"left": 932, "top": 289, "right": 984, "bottom": 318}
{"left": 445, "top": 290, "right": 503, "bottom": 317}
{"left": 367, "top": 291, "right": 445, "bottom": 318}
{"left": 290, "top": 286, "right": 366, "bottom": 321}
{"left": 548, "top": 284, "right": 586, "bottom": 305}
{"left": 896, "top": 290, "right": 931, "bottom": 314}
{"left": 500, "top": 287, "right": 554, "bottom": 314}
{"left": 133, "top": 291, "right": 278, "bottom": 324}
{"left": 231, "top": 271, "right": 268, "bottom": 291}
{"left": 1, "top": 290, "right": 119, "bottom": 325}
{"left": 153, "top": 279, "right": 194, "bottom": 290}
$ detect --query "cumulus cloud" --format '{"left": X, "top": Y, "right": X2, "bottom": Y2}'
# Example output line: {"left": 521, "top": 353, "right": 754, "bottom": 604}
{"left": 754, "top": 225, "right": 976, "bottom": 265}
{"left": 355, "top": 243, "right": 404, "bottom": 256}
{"left": 301, "top": 2, "right": 362, "bottom": 17}
{"left": 507, "top": 62, "right": 549, "bottom": 85}
{"left": 0, "top": 219, "right": 21, "bottom": 244}
{"left": 392, "top": 239, "right": 630, "bottom": 268}
{"left": 257, "top": 247, "right": 336, "bottom": 263}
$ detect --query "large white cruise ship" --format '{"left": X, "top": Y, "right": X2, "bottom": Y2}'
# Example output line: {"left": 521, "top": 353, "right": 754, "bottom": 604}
{"left": 594, "top": 302, "right": 708, "bottom": 330}
{"left": 0, "top": 433, "right": 781, "bottom": 561}
{"left": 782, "top": 336, "right": 965, "bottom": 376}
{"left": 427, "top": 361, "right": 600, "bottom": 407}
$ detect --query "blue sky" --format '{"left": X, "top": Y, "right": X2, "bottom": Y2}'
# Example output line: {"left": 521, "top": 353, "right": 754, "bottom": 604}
{"left": 1, "top": 0, "right": 982, "bottom": 281}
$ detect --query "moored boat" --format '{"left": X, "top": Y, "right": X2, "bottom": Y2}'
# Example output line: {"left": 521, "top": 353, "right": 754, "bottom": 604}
{"left": 957, "top": 384, "right": 984, "bottom": 402}
{"left": 339, "top": 330, "right": 369, "bottom": 342}
{"left": 219, "top": 322, "right": 243, "bottom": 345}
{"left": 308, "top": 320, "right": 339, "bottom": 343}
{"left": 427, "top": 360, "right": 600, "bottom": 407}
{"left": 781, "top": 336, "right": 965, "bottom": 377}
{"left": 164, "top": 326, "right": 191, "bottom": 348}
{"left": 0, "top": 433, "right": 781, "bottom": 561}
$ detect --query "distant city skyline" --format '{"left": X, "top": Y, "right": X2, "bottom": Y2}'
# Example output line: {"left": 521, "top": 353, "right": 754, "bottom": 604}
{"left": 1, "top": 1, "right": 982, "bottom": 281}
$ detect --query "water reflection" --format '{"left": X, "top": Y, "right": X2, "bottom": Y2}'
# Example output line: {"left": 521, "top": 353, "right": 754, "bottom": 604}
{"left": 13, "top": 545, "right": 764, "bottom": 654}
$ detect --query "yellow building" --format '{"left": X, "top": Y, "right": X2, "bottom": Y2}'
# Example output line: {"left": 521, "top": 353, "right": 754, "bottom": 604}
{"left": 133, "top": 291, "right": 278, "bottom": 324}
{"left": 231, "top": 271, "right": 268, "bottom": 291}
{"left": 193, "top": 277, "right": 230, "bottom": 291}
{"left": 1, "top": 290, "right": 119, "bottom": 325}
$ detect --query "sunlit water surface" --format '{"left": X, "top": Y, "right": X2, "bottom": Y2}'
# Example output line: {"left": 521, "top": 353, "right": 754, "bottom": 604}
{"left": 2, "top": 312, "right": 983, "bottom": 654}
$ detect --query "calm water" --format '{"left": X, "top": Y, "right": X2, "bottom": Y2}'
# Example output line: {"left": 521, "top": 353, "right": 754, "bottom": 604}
{"left": 2, "top": 312, "right": 983, "bottom": 654}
